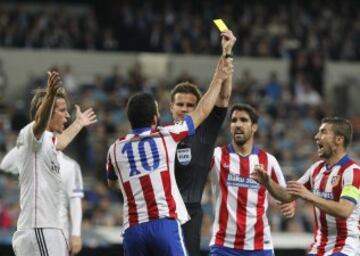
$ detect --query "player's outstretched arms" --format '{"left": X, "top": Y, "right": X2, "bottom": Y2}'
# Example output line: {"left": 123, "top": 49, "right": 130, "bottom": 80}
{"left": 216, "top": 29, "right": 236, "bottom": 107}
{"left": 33, "top": 71, "right": 61, "bottom": 139}
{"left": 189, "top": 57, "right": 233, "bottom": 128}
{"left": 56, "top": 105, "right": 97, "bottom": 151}
{"left": 251, "top": 165, "right": 295, "bottom": 203}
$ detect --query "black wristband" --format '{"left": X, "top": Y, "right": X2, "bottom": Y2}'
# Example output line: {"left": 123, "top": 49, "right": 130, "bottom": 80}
{"left": 224, "top": 53, "right": 234, "bottom": 58}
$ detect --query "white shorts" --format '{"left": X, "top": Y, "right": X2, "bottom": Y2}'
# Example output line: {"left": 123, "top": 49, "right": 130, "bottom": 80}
{"left": 12, "top": 228, "right": 68, "bottom": 256}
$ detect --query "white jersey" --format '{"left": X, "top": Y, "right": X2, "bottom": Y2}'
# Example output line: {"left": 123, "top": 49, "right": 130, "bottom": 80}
{"left": 16, "top": 122, "right": 62, "bottom": 230}
{"left": 298, "top": 155, "right": 360, "bottom": 255}
{"left": 1, "top": 147, "right": 84, "bottom": 239}
{"left": 58, "top": 151, "right": 84, "bottom": 240}
{"left": 106, "top": 116, "right": 195, "bottom": 231}
{"left": 210, "top": 145, "right": 286, "bottom": 251}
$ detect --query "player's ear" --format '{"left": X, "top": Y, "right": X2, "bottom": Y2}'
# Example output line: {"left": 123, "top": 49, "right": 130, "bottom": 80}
{"left": 252, "top": 123, "right": 258, "bottom": 133}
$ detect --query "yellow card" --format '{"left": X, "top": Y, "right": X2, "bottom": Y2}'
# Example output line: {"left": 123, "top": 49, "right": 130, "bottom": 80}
{"left": 213, "top": 19, "right": 228, "bottom": 32}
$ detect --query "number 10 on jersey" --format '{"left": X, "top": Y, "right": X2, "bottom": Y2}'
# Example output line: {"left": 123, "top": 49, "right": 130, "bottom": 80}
{"left": 122, "top": 137, "right": 160, "bottom": 177}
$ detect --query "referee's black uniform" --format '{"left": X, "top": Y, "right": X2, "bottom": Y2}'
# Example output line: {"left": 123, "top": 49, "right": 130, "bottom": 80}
{"left": 175, "top": 106, "right": 227, "bottom": 256}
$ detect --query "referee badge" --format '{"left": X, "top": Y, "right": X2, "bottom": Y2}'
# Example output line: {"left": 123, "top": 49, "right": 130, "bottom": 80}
{"left": 177, "top": 148, "right": 192, "bottom": 166}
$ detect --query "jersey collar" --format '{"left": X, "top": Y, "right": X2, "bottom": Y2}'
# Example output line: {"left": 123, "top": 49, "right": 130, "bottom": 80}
{"left": 228, "top": 144, "right": 259, "bottom": 157}
{"left": 131, "top": 127, "right": 152, "bottom": 135}
{"left": 325, "top": 154, "right": 351, "bottom": 171}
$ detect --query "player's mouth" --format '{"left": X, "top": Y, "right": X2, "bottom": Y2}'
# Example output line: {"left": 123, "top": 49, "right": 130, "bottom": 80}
{"left": 317, "top": 142, "right": 324, "bottom": 154}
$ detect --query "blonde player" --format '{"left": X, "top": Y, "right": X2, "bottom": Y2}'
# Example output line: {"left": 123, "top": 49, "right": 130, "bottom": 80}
{"left": 0, "top": 149, "right": 84, "bottom": 256}
{"left": 11, "top": 71, "right": 96, "bottom": 256}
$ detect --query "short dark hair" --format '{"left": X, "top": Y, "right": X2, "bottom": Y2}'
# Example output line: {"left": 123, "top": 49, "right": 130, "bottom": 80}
{"left": 30, "top": 87, "right": 68, "bottom": 120}
{"left": 170, "top": 82, "right": 202, "bottom": 103}
{"left": 127, "top": 92, "right": 157, "bottom": 129}
{"left": 321, "top": 117, "right": 353, "bottom": 148}
{"left": 230, "top": 104, "right": 259, "bottom": 124}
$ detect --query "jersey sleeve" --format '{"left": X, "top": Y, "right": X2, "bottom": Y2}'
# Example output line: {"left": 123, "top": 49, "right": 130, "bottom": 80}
{"left": 17, "top": 122, "right": 44, "bottom": 153}
{"left": 268, "top": 154, "right": 286, "bottom": 187}
{"left": 340, "top": 167, "right": 360, "bottom": 205}
{"left": 163, "top": 115, "right": 195, "bottom": 143}
{"left": 0, "top": 147, "right": 19, "bottom": 175}
{"left": 69, "top": 162, "right": 84, "bottom": 198}
{"left": 106, "top": 146, "right": 118, "bottom": 181}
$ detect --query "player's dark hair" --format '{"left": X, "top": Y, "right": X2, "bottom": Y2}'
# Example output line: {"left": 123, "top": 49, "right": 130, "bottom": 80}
{"left": 127, "top": 92, "right": 157, "bottom": 129}
{"left": 170, "top": 82, "right": 202, "bottom": 104}
{"left": 230, "top": 104, "right": 259, "bottom": 124}
{"left": 321, "top": 117, "right": 353, "bottom": 148}
{"left": 29, "top": 88, "right": 68, "bottom": 120}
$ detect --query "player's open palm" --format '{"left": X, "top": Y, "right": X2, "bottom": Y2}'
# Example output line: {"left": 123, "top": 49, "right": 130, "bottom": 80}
{"left": 74, "top": 104, "right": 97, "bottom": 127}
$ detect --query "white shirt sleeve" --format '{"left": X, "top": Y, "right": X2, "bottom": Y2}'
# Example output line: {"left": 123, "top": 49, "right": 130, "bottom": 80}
{"left": 69, "top": 197, "right": 82, "bottom": 236}
{"left": 69, "top": 162, "right": 84, "bottom": 198}
{"left": 0, "top": 147, "right": 19, "bottom": 175}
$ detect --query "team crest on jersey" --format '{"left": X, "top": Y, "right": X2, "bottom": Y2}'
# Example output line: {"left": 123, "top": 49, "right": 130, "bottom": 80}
{"left": 177, "top": 148, "right": 192, "bottom": 166}
{"left": 331, "top": 175, "right": 340, "bottom": 186}
{"left": 50, "top": 160, "right": 60, "bottom": 174}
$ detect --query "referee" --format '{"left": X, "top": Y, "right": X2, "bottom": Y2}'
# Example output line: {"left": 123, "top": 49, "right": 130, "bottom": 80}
{"left": 171, "top": 30, "right": 236, "bottom": 256}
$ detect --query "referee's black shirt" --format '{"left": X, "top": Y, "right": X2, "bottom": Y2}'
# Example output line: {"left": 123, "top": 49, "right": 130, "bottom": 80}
{"left": 175, "top": 106, "right": 227, "bottom": 203}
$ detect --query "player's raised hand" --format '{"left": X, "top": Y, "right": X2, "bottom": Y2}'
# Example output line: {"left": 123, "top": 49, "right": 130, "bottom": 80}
{"left": 251, "top": 164, "right": 269, "bottom": 185}
{"left": 47, "top": 71, "right": 62, "bottom": 95}
{"left": 221, "top": 30, "right": 236, "bottom": 55}
{"left": 214, "top": 57, "right": 234, "bottom": 81}
{"left": 74, "top": 105, "right": 97, "bottom": 128}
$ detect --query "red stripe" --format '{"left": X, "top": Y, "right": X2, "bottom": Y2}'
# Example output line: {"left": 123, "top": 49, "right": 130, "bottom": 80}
{"left": 112, "top": 143, "right": 138, "bottom": 226}
{"left": 309, "top": 206, "right": 319, "bottom": 253}
{"left": 351, "top": 168, "right": 360, "bottom": 188}
{"left": 160, "top": 171, "right": 177, "bottom": 219}
{"left": 158, "top": 133, "right": 177, "bottom": 218}
{"left": 215, "top": 146, "right": 230, "bottom": 246}
{"left": 254, "top": 149, "right": 268, "bottom": 250}
{"left": 332, "top": 161, "right": 354, "bottom": 254}
{"left": 123, "top": 181, "right": 138, "bottom": 226}
{"left": 317, "top": 165, "right": 331, "bottom": 255}
{"left": 169, "top": 131, "right": 188, "bottom": 143}
{"left": 270, "top": 167, "right": 278, "bottom": 184}
{"left": 308, "top": 162, "right": 325, "bottom": 190}
{"left": 140, "top": 175, "right": 159, "bottom": 220}
{"left": 234, "top": 155, "right": 249, "bottom": 249}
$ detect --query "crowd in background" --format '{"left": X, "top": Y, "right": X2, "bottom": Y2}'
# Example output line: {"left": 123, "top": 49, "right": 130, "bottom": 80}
{"left": 1, "top": 0, "right": 360, "bottom": 248}
{"left": 0, "top": 1, "right": 360, "bottom": 60}
{"left": 0, "top": 60, "right": 359, "bottom": 246}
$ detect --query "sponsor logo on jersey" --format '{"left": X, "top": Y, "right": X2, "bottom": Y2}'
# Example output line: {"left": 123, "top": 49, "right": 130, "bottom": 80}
{"left": 177, "top": 148, "right": 192, "bottom": 166}
{"left": 313, "top": 189, "right": 334, "bottom": 200}
{"left": 50, "top": 160, "right": 60, "bottom": 174}
{"left": 227, "top": 174, "right": 260, "bottom": 189}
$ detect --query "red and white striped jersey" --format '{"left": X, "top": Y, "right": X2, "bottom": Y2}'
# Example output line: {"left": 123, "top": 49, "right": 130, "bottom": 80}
{"left": 298, "top": 155, "right": 360, "bottom": 256}
{"left": 106, "top": 116, "right": 195, "bottom": 231}
{"left": 210, "top": 144, "right": 286, "bottom": 251}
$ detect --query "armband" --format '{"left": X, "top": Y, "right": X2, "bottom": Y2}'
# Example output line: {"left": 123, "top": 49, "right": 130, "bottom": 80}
{"left": 340, "top": 185, "right": 360, "bottom": 203}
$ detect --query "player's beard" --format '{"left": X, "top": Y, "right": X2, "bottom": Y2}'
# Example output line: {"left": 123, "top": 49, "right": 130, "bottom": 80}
{"left": 233, "top": 131, "right": 251, "bottom": 146}
{"left": 318, "top": 140, "right": 336, "bottom": 159}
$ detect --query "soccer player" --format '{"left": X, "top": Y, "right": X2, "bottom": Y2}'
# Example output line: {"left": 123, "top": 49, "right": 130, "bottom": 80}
{"left": 252, "top": 117, "right": 360, "bottom": 256}
{"left": 0, "top": 149, "right": 84, "bottom": 256}
{"left": 106, "top": 56, "right": 233, "bottom": 256}
{"left": 11, "top": 71, "right": 96, "bottom": 256}
{"left": 173, "top": 29, "right": 236, "bottom": 256}
{"left": 209, "top": 104, "right": 294, "bottom": 256}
